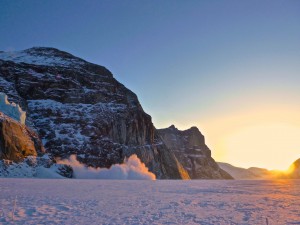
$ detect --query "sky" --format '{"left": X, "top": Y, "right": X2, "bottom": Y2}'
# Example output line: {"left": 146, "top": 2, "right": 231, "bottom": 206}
{"left": 1, "top": 0, "right": 300, "bottom": 170}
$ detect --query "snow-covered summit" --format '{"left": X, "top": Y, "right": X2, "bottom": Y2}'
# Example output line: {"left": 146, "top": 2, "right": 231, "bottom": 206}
{"left": 0, "top": 47, "right": 85, "bottom": 68}
{"left": 0, "top": 92, "right": 26, "bottom": 124}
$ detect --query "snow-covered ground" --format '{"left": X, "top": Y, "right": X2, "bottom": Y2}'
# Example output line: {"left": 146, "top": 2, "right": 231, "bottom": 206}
{"left": 0, "top": 179, "right": 299, "bottom": 225}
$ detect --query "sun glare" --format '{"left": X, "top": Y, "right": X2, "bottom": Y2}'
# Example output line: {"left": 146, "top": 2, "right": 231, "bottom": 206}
{"left": 203, "top": 106, "right": 300, "bottom": 171}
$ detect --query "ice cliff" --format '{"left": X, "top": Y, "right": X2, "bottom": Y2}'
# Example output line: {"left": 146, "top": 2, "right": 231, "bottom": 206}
{"left": 0, "top": 92, "right": 26, "bottom": 124}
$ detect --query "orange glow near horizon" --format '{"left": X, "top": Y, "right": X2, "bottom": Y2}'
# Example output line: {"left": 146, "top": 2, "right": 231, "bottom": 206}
{"left": 198, "top": 105, "right": 300, "bottom": 171}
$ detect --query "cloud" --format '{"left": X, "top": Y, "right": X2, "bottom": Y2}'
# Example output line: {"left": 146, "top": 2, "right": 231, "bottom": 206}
{"left": 57, "top": 154, "right": 156, "bottom": 180}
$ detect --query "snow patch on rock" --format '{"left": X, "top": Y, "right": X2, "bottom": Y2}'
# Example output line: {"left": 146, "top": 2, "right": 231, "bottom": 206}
{"left": 0, "top": 92, "right": 26, "bottom": 124}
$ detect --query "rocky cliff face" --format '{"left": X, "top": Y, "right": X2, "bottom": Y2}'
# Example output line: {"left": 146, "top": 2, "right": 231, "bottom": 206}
{"left": 0, "top": 47, "right": 188, "bottom": 179}
{"left": 0, "top": 100, "right": 72, "bottom": 178}
{"left": 0, "top": 111, "right": 44, "bottom": 162}
{"left": 158, "top": 125, "right": 233, "bottom": 179}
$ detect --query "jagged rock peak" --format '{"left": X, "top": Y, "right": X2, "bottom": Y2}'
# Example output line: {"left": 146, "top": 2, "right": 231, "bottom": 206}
{"left": 158, "top": 125, "right": 233, "bottom": 179}
{"left": 189, "top": 126, "right": 200, "bottom": 132}
{"left": 168, "top": 125, "right": 177, "bottom": 130}
{"left": 167, "top": 125, "right": 202, "bottom": 135}
{"left": 167, "top": 125, "right": 203, "bottom": 134}
{"left": 162, "top": 125, "right": 205, "bottom": 146}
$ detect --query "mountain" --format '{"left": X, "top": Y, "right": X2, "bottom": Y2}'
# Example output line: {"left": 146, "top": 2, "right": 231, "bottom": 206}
{"left": 158, "top": 125, "right": 233, "bottom": 179}
{"left": 217, "top": 162, "right": 274, "bottom": 179}
{"left": 218, "top": 159, "right": 300, "bottom": 179}
{"left": 0, "top": 47, "right": 189, "bottom": 179}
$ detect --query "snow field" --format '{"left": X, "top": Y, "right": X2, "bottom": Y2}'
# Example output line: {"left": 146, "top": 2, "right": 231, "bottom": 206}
{"left": 0, "top": 179, "right": 300, "bottom": 224}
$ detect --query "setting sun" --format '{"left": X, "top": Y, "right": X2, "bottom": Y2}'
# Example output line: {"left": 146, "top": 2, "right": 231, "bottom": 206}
{"left": 201, "top": 105, "right": 300, "bottom": 171}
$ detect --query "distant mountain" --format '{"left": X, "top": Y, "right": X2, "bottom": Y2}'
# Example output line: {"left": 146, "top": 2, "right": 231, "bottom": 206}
{"left": 158, "top": 125, "right": 233, "bottom": 179}
{"left": 218, "top": 159, "right": 300, "bottom": 179}
{"left": 217, "top": 162, "right": 274, "bottom": 179}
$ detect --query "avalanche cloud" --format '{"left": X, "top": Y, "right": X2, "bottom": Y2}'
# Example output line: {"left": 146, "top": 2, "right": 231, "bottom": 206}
{"left": 58, "top": 154, "right": 156, "bottom": 180}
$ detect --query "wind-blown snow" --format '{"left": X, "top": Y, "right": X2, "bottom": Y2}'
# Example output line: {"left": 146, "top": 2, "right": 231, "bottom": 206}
{"left": 58, "top": 154, "right": 156, "bottom": 180}
{"left": 0, "top": 92, "right": 26, "bottom": 124}
{"left": 0, "top": 179, "right": 299, "bottom": 224}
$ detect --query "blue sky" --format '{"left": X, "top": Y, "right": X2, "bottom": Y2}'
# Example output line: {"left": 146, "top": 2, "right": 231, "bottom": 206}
{"left": 1, "top": 0, "right": 300, "bottom": 168}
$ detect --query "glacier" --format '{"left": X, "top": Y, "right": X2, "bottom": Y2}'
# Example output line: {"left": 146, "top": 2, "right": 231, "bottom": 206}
{"left": 0, "top": 92, "right": 26, "bottom": 124}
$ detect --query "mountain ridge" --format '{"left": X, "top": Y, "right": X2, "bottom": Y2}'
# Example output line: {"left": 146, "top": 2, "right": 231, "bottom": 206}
{"left": 0, "top": 47, "right": 229, "bottom": 179}
{"left": 218, "top": 160, "right": 300, "bottom": 179}
{"left": 0, "top": 47, "right": 189, "bottom": 179}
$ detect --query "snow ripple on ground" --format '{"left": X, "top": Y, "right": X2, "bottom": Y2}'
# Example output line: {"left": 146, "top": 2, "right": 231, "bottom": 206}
{"left": 0, "top": 179, "right": 299, "bottom": 224}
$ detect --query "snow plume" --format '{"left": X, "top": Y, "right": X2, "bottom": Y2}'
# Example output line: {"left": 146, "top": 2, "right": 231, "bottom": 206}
{"left": 0, "top": 92, "right": 26, "bottom": 124}
{"left": 57, "top": 154, "right": 156, "bottom": 180}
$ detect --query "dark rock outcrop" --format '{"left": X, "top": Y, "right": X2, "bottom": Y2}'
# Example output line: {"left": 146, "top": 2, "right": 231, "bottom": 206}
{"left": 158, "top": 125, "right": 233, "bottom": 179}
{"left": 286, "top": 158, "right": 300, "bottom": 179}
{"left": 0, "top": 47, "right": 188, "bottom": 179}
